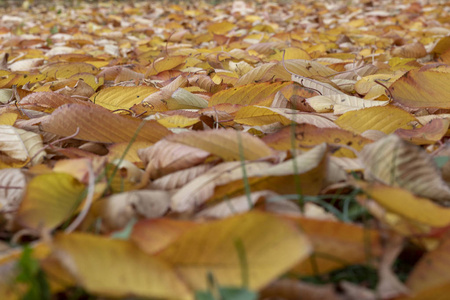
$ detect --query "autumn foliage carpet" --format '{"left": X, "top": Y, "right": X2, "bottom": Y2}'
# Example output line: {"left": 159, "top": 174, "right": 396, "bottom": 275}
{"left": 0, "top": 0, "right": 450, "bottom": 299}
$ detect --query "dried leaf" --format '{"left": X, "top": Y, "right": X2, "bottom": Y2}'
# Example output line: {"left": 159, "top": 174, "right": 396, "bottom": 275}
{"left": 165, "top": 128, "right": 277, "bottom": 162}
{"left": 0, "top": 125, "right": 45, "bottom": 166}
{"left": 389, "top": 64, "right": 450, "bottom": 109}
{"left": 90, "top": 86, "right": 159, "bottom": 111}
{"left": 40, "top": 103, "right": 171, "bottom": 143}
{"left": 335, "top": 106, "right": 417, "bottom": 134}
{"left": 360, "top": 134, "right": 450, "bottom": 202}
{"left": 99, "top": 190, "right": 170, "bottom": 231}
{"left": 138, "top": 139, "right": 210, "bottom": 179}
{"left": 209, "top": 81, "right": 290, "bottom": 106}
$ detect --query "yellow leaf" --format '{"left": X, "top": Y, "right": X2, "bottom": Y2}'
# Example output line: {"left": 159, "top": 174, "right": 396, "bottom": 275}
{"left": 269, "top": 48, "right": 311, "bottom": 61}
{"left": 308, "top": 94, "right": 390, "bottom": 115}
{"left": 354, "top": 73, "right": 403, "bottom": 98}
{"left": 156, "top": 115, "right": 200, "bottom": 128}
{"left": 16, "top": 173, "right": 85, "bottom": 231}
{"left": 69, "top": 73, "right": 104, "bottom": 91}
{"left": 0, "top": 113, "right": 18, "bottom": 126}
{"left": 146, "top": 56, "right": 187, "bottom": 77}
{"left": 0, "top": 72, "right": 47, "bottom": 89}
{"left": 431, "top": 36, "right": 450, "bottom": 55}
{"left": 90, "top": 86, "right": 159, "bottom": 111}
{"left": 209, "top": 81, "right": 290, "bottom": 106}
{"left": 335, "top": 106, "right": 417, "bottom": 134}
{"left": 207, "top": 21, "right": 235, "bottom": 34}
{"left": 235, "top": 60, "right": 336, "bottom": 86}
{"left": 357, "top": 182, "right": 450, "bottom": 228}
{"left": 234, "top": 105, "right": 292, "bottom": 126}
{"left": 158, "top": 212, "right": 311, "bottom": 291}
{"left": 42, "top": 62, "right": 99, "bottom": 79}
{"left": 389, "top": 65, "right": 450, "bottom": 108}
{"left": 50, "top": 232, "right": 192, "bottom": 299}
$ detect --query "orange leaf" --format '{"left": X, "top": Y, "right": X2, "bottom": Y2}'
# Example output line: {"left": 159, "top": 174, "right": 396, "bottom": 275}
{"left": 288, "top": 217, "right": 381, "bottom": 275}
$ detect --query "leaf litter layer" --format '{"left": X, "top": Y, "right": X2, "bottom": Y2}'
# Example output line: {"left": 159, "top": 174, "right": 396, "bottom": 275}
{"left": 0, "top": 0, "right": 450, "bottom": 299}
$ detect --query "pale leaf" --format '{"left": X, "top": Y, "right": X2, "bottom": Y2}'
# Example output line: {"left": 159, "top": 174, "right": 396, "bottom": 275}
{"left": 264, "top": 107, "right": 339, "bottom": 128}
{"left": 100, "top": 190, "right": 170, "bottom": 231}
{"left": 360, "top": 134, "right": 450, "bottom": 202}
{"left": 138, "top": 140, "right": 210, "bottom": 179}
{"left": 0, "top": 125, "right": 45, "bottom": 165}
{"left": 150, "top": 164, "right": 214, "bottom": 190}
{"left": 170, "top": 161, "right": 271, "bottom": 212}
{"left": 168, "top": 88, "right": 208, "bottom": 109}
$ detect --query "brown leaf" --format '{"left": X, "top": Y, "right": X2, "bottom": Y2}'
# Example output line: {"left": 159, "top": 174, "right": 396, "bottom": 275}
{"left": 40, "top": 103, "right": 171, "bottom": 143}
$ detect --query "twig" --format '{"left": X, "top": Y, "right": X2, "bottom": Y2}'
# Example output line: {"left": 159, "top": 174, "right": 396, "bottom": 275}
{"left": 374, "top": 80, "right": 394, "bottom": 103}
{"left": 11, "top": 228, "right": 39, "bottom": 245}
{"left": 26, "top": 127, "right": 80, "bottom": 166}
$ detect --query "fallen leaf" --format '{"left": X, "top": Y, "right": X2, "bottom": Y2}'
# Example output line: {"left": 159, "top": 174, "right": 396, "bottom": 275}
{"left": 40, "top": 103, "right": 171, "bottom": 143}
{"left": 49, "top": 232, "right": 192, "bottom": 299}
{"left": 389, "top": 64, "right": 450, "bottom": 109}
{"left": 360, "top": 134, "right": 450, "bottom": 202}
{"left": 335, "top": 106, "right": 417, "bottom": 134}
{"left": 357, "top": 182, "right": 450, "bottom": 228}
{"left": 0, "top": 125, "right": 45, "bottom": 166}
{"left": 16, "top": 173, "right": 85, "bottom": 231}
{"left": 158, "top": 212, "right": 311, "bottom": 291}
{"left": 165, "top": 128, "right": 277, "bottom": 162}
